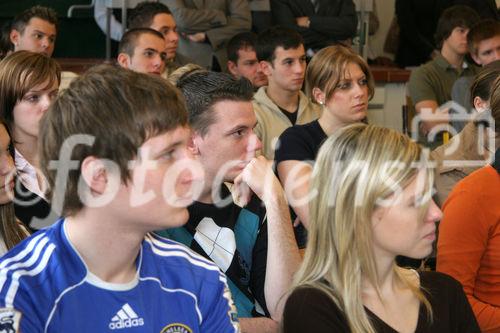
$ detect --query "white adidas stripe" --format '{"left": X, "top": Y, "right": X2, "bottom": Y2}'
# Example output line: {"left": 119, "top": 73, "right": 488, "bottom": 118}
{"left": 0, "top": 233, "right": 46, "bottom": 269}
{"left": 139, "top": 276, "right": 203, "bottom": 324}
{"left": 122, "top": 303, "right": 138, "bottom": 319}
{"left": 5, "top": 243, "right": 56, "bottom": 307}
{"left": 0, "top": 236, "right": 51, "bottom": 293}
{"left": 146, "top": 234, "right": 219, "bottom": 267}
{"left": 146, "top": 235, "right": 228, "bottom": 284}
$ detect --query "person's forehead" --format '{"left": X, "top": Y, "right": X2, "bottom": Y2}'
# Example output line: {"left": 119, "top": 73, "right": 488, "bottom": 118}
{"left": 237, "top": 47, "right": 257, "bottom": 60}
{"left": 134, "top": 34, "right": 165, "bottom": 50}
{"left": 274, "top": 45, "right": 305, "bottom": 59}
{"left": 25, "top": 17, "right": 56, "bottom": 33}
{"left": 477, "top": 35, "right": 500, "bottom": 50}
{"left": 151, "top": 13, "right": 176, "bottom": 28}
{"left": 211, "top": 100, "right": 254, "bottom": 124}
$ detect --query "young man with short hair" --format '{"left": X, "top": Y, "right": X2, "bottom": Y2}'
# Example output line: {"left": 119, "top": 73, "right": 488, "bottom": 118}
{"left": 227, "top": 32, "right": 267, "bottom": 89}
{"left": 408, "top": 5, "right": 480, "bottom": 139}
{"left": 253, "top": 26, "right": 321, "bottom": 159}
{"left": 10, "top": 5, "right": 57, "bottom": 57}
{"left": 159, "top": 71, "right": 301, "bottom": 333}
{"left": 451, "top": 19, "right": 500, "bottom": 127}
{"left": 9, "top": 5, "right": 77, "bottom": 89}
{"left": 117, "top": 28, "right": 167, "bottom": 75}
{"left": 128, "top": 1, "right": 192, "bottom": 76}
{"left": 0, "top": 65, "right": 240, "bottom": 333}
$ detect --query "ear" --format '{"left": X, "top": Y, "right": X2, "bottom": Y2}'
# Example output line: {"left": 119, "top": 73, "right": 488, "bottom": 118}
{"left": 312, "top": 87, "right": 325, "bottom": 104}
{"left": 470, "top": 51, "right": 482, "bottom": 66}
{"left": 227, "top": 60, "right": 239, "bottom": 77}
{"left": 80, "top": 156, "right": 109, "bottom": 195}
{"left": 260, "top": 60, "right": 272, "bottom": 77}
{"left": 371, "top": 206, "right": 386, "bottom": 226}
{"left": 473, "top": 96, "right": 488, "bottom": 112}
{"left": 117, "top": 53, "right": 131, "bottom": 69}
{"left": 188, "top": 132, "right": 201, "bottom": 156}
{"left": 9, "top": 29, "right": 20, "bottom": 48}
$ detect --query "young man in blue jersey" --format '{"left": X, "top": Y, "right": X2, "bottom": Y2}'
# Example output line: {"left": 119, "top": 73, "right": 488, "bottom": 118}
{"left": 0, "top": 65, "right": 240, "bottom": 333}
{"left": 158, "top": 71, "right": 302, "bottom": 333}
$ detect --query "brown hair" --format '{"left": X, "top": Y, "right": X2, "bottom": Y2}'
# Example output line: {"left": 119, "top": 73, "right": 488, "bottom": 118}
{"left": 469, "top": 60, "right": 500, "bottom": 106}
{"left": 40, "top": 65, "right": 188, "bottom": 216}
{"left": 305, "top": 45, "right": 374, "bottom": 104}
{"left": 11, "top": 5, "right": 58, "bottom": 34}
{"left": 468, "top": 19, "right": 500, "bottom": 56}
{"left": 0, "top": 121, "right": 28, "bottom": 250}
{"left": 0, "top": 50, "right": 60, "bottom": 130}
{"left": 490, "top": 73, "right": 500, "bottom": 133}
{"left": 118, "top": 28, "right": 164, "bottom": 57}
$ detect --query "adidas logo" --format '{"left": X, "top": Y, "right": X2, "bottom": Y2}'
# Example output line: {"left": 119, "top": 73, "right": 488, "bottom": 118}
{"left": 109, "top": 303, "right": 145, "bottom": 330}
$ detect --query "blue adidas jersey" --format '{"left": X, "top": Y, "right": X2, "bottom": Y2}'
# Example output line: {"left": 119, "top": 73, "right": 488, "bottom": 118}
{"left": 0, "top": 219, "right": 240, "bottom": 333}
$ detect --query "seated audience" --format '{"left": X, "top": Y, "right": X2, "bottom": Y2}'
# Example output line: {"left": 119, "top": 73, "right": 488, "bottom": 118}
{"left": 227, "top": 32, "right": 267, "bottom": 89}
{"left": 117, "top": 28, "right": 167, "bottom": 75}
{"left": 451, "top": 19, "right": 500, "bottom": 130}
{"left": 0, "top": 65, "right": 239, "bottom": 332}
{"left": 270, "top": 0, "right": 357, "bottom": 54}
{"left": 253, "top": 26, "right": 321, "bottom": 159}
{"left": 0, "top": 51, "right": 61, "bottom": 231}
{"left": 9, "top": 5, "right": 77, "bottom": 89}
{"left": 158, "top": 71, "right": 301, "bottom": 333}
{"left": 283, "top": 123, "right": 479, "bottom": 332}
{"left": 0, "top": 120, "right": 29, "bottom": 255}
{"left": 164, "top": 0, "right": 251, "bottom": 71}
{"left": 437, "top": 74, "right": 500, "bottom": 333}
{"left": 275, "top": 44, "right": 373, "bottom": 229}
{"left": 432, "top": 60, "right": 500, "bottom": 205}
{"left": 128, "top": 1, "right": 192, "bottom": 77}
{"left": 408, "top": 5, "right": 479, "bottom": 142}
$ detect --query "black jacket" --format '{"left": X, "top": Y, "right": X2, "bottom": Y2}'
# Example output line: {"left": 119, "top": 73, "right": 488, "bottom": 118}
{"left": 271, "top": 0, "right": 357, "bottom": 51}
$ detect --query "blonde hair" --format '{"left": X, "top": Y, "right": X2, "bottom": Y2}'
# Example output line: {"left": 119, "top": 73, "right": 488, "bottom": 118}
{"left": 293, "top": 124, "right": 433, "bottom": 333}
{"left": 305, "top": 45, "right": 374, "bottom": 103}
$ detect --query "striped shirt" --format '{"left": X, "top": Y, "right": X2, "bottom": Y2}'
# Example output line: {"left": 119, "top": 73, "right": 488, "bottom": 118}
{"left": 0, "top": 219, "right": 239, "bottom": 333}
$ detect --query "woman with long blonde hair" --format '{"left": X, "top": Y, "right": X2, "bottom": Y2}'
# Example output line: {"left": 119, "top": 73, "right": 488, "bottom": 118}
{"left": 283, "top": 124, "right": 479, "bottom": 332}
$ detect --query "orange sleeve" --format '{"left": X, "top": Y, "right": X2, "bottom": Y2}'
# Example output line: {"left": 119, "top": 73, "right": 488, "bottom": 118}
{"left": 437, "top": 188, "right": 500, "bottom": 333}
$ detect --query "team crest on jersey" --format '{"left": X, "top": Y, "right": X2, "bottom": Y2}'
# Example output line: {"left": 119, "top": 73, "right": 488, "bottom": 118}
{"left": 0, "top": 308, "right": 21, "bottom": 333}
{"left": 160, "top": 323, "right": 192, "bottom": 333}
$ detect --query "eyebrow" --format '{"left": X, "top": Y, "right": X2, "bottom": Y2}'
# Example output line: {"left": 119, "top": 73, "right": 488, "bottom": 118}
{"left": 32, "top": 30, "right": 56, "bottom": 37}
{"left": 225, "top": 121, "right": 258, "bottom": 134}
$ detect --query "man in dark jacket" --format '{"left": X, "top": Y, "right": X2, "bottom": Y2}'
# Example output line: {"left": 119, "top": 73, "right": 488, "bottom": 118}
{"left": 270, "top": 0, "right": 357, "bottom": 53}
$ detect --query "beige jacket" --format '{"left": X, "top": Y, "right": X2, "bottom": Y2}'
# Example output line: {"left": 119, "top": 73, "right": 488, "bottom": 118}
{"left": 431, "top": 113, "right": 498, "bottom": 206}
{"left": 252, "top": 87, "right": 322, "bottom": 160}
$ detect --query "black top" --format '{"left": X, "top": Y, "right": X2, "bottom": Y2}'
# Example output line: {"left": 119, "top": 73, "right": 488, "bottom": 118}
{"left": 159, "top": 185, "right": 269, "bottom": 318}
{"left": 274, "top": 120, "right": 327, "bottom": 249}
{"left": 283, "top": 271, "right": 480, "bottom": 333}
{"left": 14, "top": 180, "right": 59, "bottom": 233}
{"left": 275, "top": 120, "right": 327, "bottom": 166}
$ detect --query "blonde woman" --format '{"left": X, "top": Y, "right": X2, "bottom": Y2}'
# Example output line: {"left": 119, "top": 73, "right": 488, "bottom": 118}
{"left": 283, "top": 124, "right": 479, "bottom": 332}
{"left": 274, "top": 45, "right": 374, "bottom": 231}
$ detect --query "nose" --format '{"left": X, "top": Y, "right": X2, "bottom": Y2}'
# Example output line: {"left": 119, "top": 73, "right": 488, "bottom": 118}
{"left": 40, "top": 94, "right": 53, "bottom": 113}
{"left": 247, "top": 131, "right": 262, "bottom": 153}
{"left": 425, "top": 199, "right": 442, "bottom": 224}
{"left": 178, "top": 148, "right": 204, "bottom": 186}
{"left": 493, "top": 49, "right": 500, "bottom": 61}
{"left": 168, "top": 30, "right": 179, "bottom": 43}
